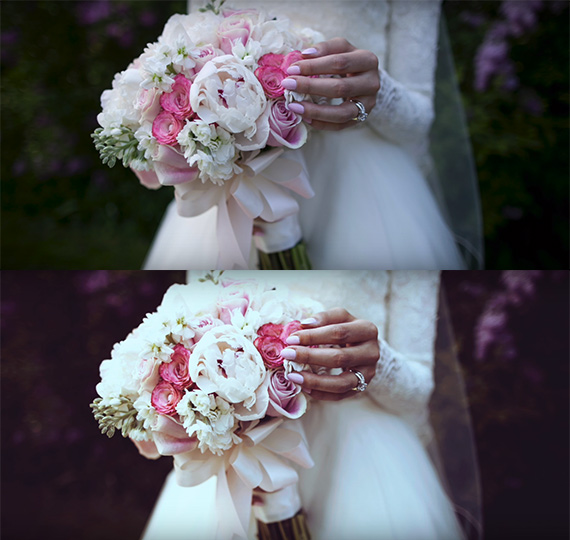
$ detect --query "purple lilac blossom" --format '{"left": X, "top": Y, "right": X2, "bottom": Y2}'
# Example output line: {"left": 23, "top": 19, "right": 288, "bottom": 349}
{"left": 76, "top": 1, "right": 112, "bottom": 25}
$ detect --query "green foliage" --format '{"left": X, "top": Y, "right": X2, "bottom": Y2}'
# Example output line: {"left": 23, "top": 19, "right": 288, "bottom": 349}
{"left": 91, "top": 396, "right": 147, "bottom": 439}
{"left": 92, "top": 127, "right": 148, "bottom": 169}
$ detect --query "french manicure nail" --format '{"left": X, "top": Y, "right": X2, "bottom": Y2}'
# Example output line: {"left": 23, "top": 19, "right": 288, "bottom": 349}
{"left": 281, "top": 78, "right": 297, "bottom": 90}
{"left": 302, "top": 47, "right": 318, "bottom": 55}
{"left": 301, "top": 317, "right": 317, "bottom": 325}
{"left": 287, "top": 372, "right": 304, "bottom": 384}
{"left": 281, "top": 348, "right": 297, "bottom": 360}
{"left": 288, "top": 102, "right": 304, "bottom": 114}
{"left": 286, "top": 335, "right": 300, "bottom": 345}
{"left": 286, "top": 65, "right": 301, "bottom": 75}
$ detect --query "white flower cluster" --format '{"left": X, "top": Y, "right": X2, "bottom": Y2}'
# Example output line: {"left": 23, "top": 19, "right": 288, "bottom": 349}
{"left": 93, "top": 8, "right": 324, "bottom": 183}
{"left": 92, "top": 275, "right": 322, "bottom": 456}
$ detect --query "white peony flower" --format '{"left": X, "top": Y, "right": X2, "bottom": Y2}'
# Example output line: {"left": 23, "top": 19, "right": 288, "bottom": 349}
{"left": 188, "top": 325, "right": 269, "bottom": 421}
{"left": 190, "top": 55, "right": 267, "bottom": 137}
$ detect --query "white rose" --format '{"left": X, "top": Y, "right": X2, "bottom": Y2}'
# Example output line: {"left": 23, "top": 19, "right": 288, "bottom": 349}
{"left": 188, "top": 325, "right": 269, "bottom": 421}
{"left": 190, "top": 55, "right": 268, "bottom": 141}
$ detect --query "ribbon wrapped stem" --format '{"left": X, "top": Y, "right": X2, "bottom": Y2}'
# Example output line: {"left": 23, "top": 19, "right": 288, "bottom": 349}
{"left": 257, "top": 241, "right": 312, "bottom": 270}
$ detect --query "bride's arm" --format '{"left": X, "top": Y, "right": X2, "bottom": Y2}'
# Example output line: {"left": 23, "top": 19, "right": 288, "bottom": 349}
{"left": 367, "top": 0, "right": 441, "bottom": 145}
{"left": 365, "top": 272, "right": 439, "bottom": 422}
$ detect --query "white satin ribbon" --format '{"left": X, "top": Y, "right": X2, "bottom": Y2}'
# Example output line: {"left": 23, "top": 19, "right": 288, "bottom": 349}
{"left": 169, "top": 419, "right": 314, "bottom": 540}
{"left": 134, "top": 147, "right": 314, "bottom": 269}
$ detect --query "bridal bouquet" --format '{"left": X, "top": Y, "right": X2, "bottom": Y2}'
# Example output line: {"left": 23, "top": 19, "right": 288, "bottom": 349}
{"left": 91, "top": 274, "right": 321, "bottom": 539}
{"left": 92, "top": 1, "right": 324, "bottom": 269}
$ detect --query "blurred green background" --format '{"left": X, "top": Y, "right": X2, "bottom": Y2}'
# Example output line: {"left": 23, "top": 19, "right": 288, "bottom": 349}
{"left": 1, "top": 1, "right": 568, "bottom": 269}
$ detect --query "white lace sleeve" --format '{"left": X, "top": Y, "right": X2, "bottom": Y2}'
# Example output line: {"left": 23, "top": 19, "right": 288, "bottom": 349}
{"left": 366, "top": 271, "right": 440, "bottom": 442}
{"left": 367, "top": 0, "right": 441, "bottom": 147}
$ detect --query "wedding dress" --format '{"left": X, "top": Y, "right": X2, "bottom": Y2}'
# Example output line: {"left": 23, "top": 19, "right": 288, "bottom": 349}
{"left": 143, "top": 0, "right": 468, "bottom": 270}
{"left": 141, "top": 271, "right": 467, "bottom": 540}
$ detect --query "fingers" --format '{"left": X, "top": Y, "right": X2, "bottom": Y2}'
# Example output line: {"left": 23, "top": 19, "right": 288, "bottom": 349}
{"left": 293, "top": 96, "right": 375, "bottom": 127}
{"left": 288, "top": 364, "right": 376, "bottom": 399}
{"left": 293, "top": 49, "right": 378, "bottom": 77}
{"left": 302, "top": 37, "right": 357, "bottom": 58}
{"left": 282, "top": 71, "right": 378, "bottom": 99}
{"left": 288, "top": 319, "right": 378, "bottom": 347}
{"left": 303, "top": 307, "right": 356, "bottom": 328}
{"left": 285, "top": 340, "right": 379, "bottom": 369}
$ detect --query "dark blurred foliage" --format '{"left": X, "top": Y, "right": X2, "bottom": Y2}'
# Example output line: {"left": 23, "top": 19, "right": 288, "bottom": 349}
{"left": 1, "top": 1, "right": 568, "bottom": 269}
{"left": 2, "top": 271, "right": 568, "bottom": 539}
{"left": 443, "top": 1, "right": 569, "bottom": 268}
{"left": 2, "top": 1, "right": 185, "bottom": 269}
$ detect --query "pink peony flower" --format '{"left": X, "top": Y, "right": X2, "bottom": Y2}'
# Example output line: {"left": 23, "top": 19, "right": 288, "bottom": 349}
{"left": 217, "top": 12, "right": 252, "bottom": 54}
{"left": 152, "top": 110, "right": 184, "bottom": 145}
{"left": 217, "top": 291, "right": 250, "bottom": 324}
{"left": 254, "top": 335, "right": 285, "bottom": 369}
{"left": 136, "top": 87, "right": 162, "bottom": 123}
{"left": 266, "top": 369, "right": 307, "bottom": 419}
{"left": 151, "top": 380, "right": 184, "bottom": 415}
{"left": 159, "top": 74, "right": 194, "bottom": 119}
{"left": 189, "top": 315, "right": 224, "bottom": 341}
{"left": 159, "top": 344, "right": 193, "bottom": 389}
{"left": 280, "top": 320, "right": 302, "bottom": 341}
{"left": 192, "top": 45, "right": 221, "bottom": 72}
{"left": 267, "top": 100, "right": 308, "bottom": 149}
{"left": 258, "top": 323, "right": 284, "bottom": 339}
{"left": 255, "top": 65, "right": 286, "bottom": 98}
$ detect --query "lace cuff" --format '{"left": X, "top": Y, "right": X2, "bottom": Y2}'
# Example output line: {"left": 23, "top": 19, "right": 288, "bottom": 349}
{"left": 367, "top": 68, "right": 435, "bottom": 146}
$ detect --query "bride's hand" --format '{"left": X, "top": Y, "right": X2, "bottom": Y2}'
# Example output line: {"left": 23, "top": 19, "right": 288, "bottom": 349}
{"left": 282, "top": 308, "right": 379, "bottom": 401}
{"left": 281, "top": 38, "right": 380, "bottom": 131}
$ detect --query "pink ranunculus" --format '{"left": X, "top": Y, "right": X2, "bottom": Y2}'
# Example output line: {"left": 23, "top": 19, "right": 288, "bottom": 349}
{"left": 160, "top": 74, "right": 194, "bottom": 119}
{"left": 159, "top": 344, "right": 193, "bottom": 389}
{"left": 258, "top": 323, "right": 284, "bottom": 339}
{"left": 152, "top": 110, "right": 184, "bottom": 146}
{"left": 151, "top": 380, "right": 184, "bottom": 415}
{"left": 255, "top": 65, "right": 286, "bottom": 99}
{"left": 258, "top": 53, "right": 285, "bottom": 68}
{"left": 254, "top": 335, "right": 285, "bottom": 369}
{"left": 266, "top": 369, "right": 307, "bottom": 419}
{"left": 267, "top": 99, "right": 308, "bottom": 149}
{"left": 217, "top": 12, "right": 252, "bottom": 54}
{"left": 280, "top": 320, "right": 302, "bottom": 342}
{"left": 217, "top": 291, "right": 250, "bottom": 325}
{"left": 281, "top": 51, "right": 304, "bottom": 73}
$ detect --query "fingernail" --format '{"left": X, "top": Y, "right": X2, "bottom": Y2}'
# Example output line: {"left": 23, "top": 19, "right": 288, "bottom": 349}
{"left": 287, "top": 372, "right": 304, "bottom": 384}
{"left": 286, "top": 65, "right": 301, "bottom": 75}
{"left": 288, "top": 102, "right": 304, "bottom": 114}
{"left": 281, "top": 78, "right": 297, "bottom": 90}
{"left": 281, "top": 348, "right": 297, "bottom": 360}
{"left": 285, "top": 335, "right": 300, "bottom": 345}
{"left": 301, "top": 317, "right": 317, "bottom": 326}
{"left": 302, "top": 47, "right": 318, "bottom": 55}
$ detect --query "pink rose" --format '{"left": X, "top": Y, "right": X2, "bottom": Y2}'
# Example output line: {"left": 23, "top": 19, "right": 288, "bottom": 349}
{"left": 258, "top": 323, "right": 284, "bottom": 339}
{"left": 160, "top": 74, "right": 194, "bottom": 119}
{"left": 258, "top": 53, "right": 285, "bottom": 68}
{"left": 159, "top": 344, "right": 193, "bottom": 389}
{"left": 254, "top": 335, "right": 285, "bottom": 369}
{"left": 281, "top": 51, "right": 304, "bottom": 73}
{"left": 267, "top": 100, "right": 308, "bottom": 149}
{"left": 152, "top": 110, "right": 184, "bottom": 146}
{"left": 217, "top": 291, "right": 250, "bottom": 324}
{"left": 266, "top": 370, "right": 307, "bottom": 419}
{"left": 255, "top": 65, "right": 286, "bottom": 98}
{"left": 217, "top": 13, "right": 252, "bottom": 54}
{"left": 280, "top": 320, "right": 302, "bottom": 341}
{"left": 151, "top": 380, "right": 184, "bottom": 415}
{"left": 136, "top": 87, "right": 162, "bottom": 123}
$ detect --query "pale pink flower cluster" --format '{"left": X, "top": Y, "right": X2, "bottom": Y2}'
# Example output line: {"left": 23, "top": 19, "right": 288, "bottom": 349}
{"left": 94, "top": 277, "right": 322, "bottom": 456}
{"left": 95, "top": 8, "right": 323, "bottom": 184}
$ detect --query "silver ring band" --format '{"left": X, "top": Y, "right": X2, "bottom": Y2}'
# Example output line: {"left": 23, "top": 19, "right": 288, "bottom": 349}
{"left": 349, "top": 100, "right": 368, "bottom": 123}
{"left": 350, "top": 369, "right": 368, "bottom": 392}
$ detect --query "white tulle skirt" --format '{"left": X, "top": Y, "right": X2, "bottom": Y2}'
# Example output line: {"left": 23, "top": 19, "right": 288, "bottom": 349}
{"left": 141, "top": 397, "right": 464, "bottom": 540}
{"left": 143, "top": 127, "right": 465, "bottom": 270}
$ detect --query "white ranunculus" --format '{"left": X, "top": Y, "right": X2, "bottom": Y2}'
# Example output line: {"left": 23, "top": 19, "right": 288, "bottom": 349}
{"left": 190, "top": 55, "right": 267, "bottom": 136}
{"left": 188, "top": 325, "right": 268, "bottom": 421}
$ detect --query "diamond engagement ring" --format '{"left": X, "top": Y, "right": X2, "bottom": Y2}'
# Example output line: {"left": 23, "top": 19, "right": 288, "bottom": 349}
{"left": 350, "top": 369, "right": 368, "bottom": 392}
{"left": 349, "top": 100, "right": 368, "bottom": 123}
